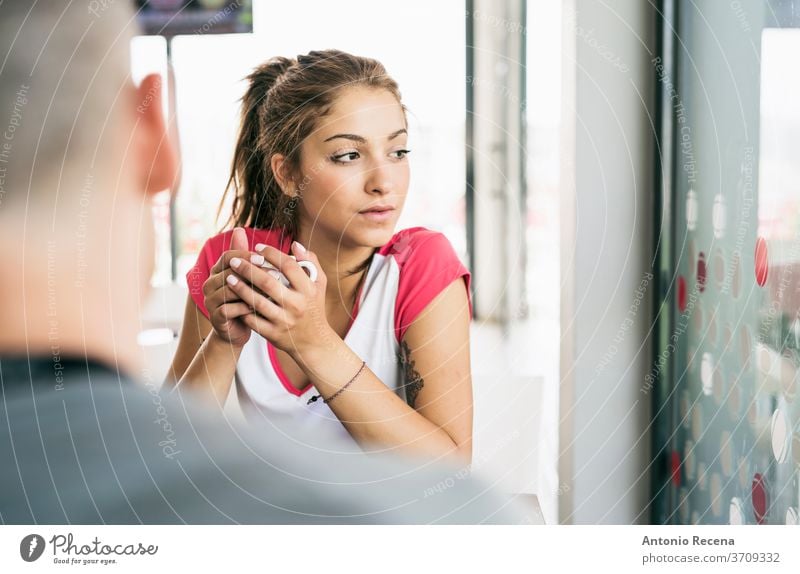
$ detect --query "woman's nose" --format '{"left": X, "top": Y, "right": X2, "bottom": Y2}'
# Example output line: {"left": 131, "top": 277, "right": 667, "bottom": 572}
{"left": 364, "top": 162, "right": 395, "bottom": 195}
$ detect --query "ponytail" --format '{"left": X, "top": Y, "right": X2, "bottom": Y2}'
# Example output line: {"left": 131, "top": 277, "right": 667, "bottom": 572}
{"left": 218, "top": 56, "right": 296, "bottom": 234}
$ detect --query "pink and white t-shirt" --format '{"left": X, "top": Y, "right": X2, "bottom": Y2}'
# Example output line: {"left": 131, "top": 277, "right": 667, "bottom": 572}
{"left": 186, "top": 226, "right": 473, "bottom": 445}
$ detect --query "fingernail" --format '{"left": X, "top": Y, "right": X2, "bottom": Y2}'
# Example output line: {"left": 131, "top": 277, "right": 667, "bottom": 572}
{"left": 226, "top": 274, "right": 239, "bottom": 286}
{"left": 292, "top": 241, "right": 307, "bottom": 255}
{"left": 230, "top": 257, "right": 241, "bottom": 269}
{"left": 250, "top": 254, "right": 265, "bottom": 266}
{"left": 267, "top": 270, "right": 282, "bottom": 281}
{"left": 255, "top": 243, "right": 266, "bottom": 251}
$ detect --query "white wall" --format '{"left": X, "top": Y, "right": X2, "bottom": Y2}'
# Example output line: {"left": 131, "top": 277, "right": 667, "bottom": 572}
{"left": 559, "top": 0, "right": 656, "bottom": 524}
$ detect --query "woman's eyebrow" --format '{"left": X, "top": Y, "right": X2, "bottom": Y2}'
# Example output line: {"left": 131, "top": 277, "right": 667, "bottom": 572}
{"left": 387, "top": 128, "right": 407, "bottom": 140}
{"left": 323, "top": 128, "right": 407, "bottom": 143}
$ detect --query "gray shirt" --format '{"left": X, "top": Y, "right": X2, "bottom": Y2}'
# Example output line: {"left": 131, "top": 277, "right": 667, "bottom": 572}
{"left": 0, "top": 356, "right": 526, "bottom": 524}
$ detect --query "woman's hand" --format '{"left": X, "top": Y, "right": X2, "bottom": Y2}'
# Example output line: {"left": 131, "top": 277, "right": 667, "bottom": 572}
{"left": 225, "top": 240, "right": 336, "bottom": 360}
{"left": 202, "top": 227, "right": 255, "bottom": 348}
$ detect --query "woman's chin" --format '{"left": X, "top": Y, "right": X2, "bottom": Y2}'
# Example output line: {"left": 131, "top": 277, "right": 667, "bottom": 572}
{"left": 347, "top": 224, "right": 397, "bottom": 249}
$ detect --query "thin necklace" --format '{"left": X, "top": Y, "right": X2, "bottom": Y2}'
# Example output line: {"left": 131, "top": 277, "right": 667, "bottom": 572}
{"left": 350, "top": 253, "right": 373, "bottom": 315}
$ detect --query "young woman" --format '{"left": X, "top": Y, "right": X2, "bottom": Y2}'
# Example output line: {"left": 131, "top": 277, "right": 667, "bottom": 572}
{"left": 166, "top": 49, "right": 474, "bottom": 463}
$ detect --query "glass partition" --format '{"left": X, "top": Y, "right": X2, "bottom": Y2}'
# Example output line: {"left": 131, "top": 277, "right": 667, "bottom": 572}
{"left": 655, "top": 0, "right": 800, "bottom": 525}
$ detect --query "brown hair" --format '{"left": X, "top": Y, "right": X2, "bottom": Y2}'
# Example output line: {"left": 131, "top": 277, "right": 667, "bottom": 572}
{"left": 219, "top": 49, "right": 407, "bottom": 242}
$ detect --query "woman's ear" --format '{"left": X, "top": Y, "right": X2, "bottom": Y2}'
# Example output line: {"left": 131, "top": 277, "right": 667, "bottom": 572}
{"left": 270, "top": 153, "right": 296, "bottom": 197}
{"left": 132, "top": 73, "right": 179, "bottom": 196}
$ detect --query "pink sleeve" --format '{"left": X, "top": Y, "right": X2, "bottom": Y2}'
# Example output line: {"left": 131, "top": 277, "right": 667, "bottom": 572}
{"left": 394, "top": 231, "right": 473, "bottom": 343}
{"left": 185, "top": 231, "right": 233, "bottom": 320}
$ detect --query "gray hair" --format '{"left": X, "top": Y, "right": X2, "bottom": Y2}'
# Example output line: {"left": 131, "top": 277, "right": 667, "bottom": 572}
{"left": 0, "top": 1, "right": 137, "bottom": 213}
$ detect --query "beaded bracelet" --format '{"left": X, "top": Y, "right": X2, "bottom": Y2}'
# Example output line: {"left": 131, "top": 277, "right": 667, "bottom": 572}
{"left": 306, "top": 360, "right": 367, "bottom": 405}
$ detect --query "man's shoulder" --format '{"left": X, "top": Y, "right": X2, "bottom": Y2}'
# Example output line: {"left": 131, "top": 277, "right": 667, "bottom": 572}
{"left": 1, "top": 379, "right": 525, "bottom": 524}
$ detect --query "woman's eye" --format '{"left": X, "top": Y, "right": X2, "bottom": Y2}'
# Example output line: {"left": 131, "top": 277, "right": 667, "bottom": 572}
{"left": 332, "top": 151, "right": 360, "bottom": 163}
{"left": 391, "top": 149, "right": 411, "bottom": 160}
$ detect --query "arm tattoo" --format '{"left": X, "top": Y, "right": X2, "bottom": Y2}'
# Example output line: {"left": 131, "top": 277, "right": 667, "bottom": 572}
{"left": 400, "top": 340, "right": 424, "bottom": 408}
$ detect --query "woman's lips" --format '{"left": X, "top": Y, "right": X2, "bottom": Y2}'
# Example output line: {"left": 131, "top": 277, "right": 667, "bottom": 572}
{"left": 358, "top": 208, "right": 395, "bottom": 222}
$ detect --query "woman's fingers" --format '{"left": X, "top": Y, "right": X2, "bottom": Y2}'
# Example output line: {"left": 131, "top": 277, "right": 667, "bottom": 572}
{"left": 229, "top": 255, "right": 299, "bottom": 307}
{"left": 229, "top": 226, "right": 249, "bottom": 252}
{"left": 291, "top": 243, "right": 326, "bottom": 289}
{"left": 204, "top": 280, "right": 243, "bottom": 311}
{"left": 210, "top": 249, "right": 256, "bottom": 275}
{"left": 254, "top": 243, "right": 314, "bottom": 292}
{"left": 240, "top": 312, "right": 277, "bottom": 340}
{"left": 210, "top": 301, "right": 252, "bottom": 326}
{"left": 225, "top": 266, "right": 288, "bottom": 322}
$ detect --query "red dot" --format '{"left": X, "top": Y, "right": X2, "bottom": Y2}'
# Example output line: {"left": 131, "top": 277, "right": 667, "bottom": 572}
{"left": 670, "top": 451, "right": 681, "bottom": 488}
{"left": 677, "top": 276, "right": 687, "bottom": 312}
{"left": 697, "top": 252, "right": 707, "bottom": 293}
{"left": 755, "top": 237, "right": 769, "bottom": 287}
{"left": 752, "top": 473, "right": 768, "bottom": 524}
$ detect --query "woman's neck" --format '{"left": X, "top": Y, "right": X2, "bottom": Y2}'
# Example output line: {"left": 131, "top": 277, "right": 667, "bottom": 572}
{"left": 294, "top": 227, "right": 375, "bottom": 310}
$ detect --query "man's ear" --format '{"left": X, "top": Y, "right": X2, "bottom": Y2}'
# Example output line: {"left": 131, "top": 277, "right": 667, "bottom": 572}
{"left": 132, "top": 73, "right": 179, "bottom": 196}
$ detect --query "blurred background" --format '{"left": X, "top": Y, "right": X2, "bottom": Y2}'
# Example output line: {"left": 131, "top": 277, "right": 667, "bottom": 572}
{"left": 133, "top": 0, "right": 800, "bottom": 525}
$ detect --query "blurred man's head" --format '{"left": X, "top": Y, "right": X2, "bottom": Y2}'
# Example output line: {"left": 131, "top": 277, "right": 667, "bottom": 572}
{"left": 0, "top": 1, "right": 177, "bottom": 375}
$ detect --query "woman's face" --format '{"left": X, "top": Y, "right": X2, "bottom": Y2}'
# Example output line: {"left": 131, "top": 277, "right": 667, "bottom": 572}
{"left": 294, "top": 86, "right": 410, "bottom": 250}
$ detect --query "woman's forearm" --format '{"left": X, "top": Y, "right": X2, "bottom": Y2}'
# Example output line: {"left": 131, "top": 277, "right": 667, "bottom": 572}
{"left": 175, "top": 332, "right": 242, "bottom": 404}
{"left": 292, "top": 333, "right": 467, "bottom": 464}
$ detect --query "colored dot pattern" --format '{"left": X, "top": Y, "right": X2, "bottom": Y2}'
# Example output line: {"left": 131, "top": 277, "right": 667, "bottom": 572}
{"left": 668, "top": 151, "right": 800, "bottom": 526}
